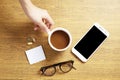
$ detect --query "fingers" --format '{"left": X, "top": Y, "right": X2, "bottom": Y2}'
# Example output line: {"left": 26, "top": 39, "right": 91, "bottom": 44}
{"left": 45, "top": 14, "right": 54, "bottom": 28}
{"left": 42, "top": 18, "right": 53, "bottom": 29}
{"left": 37, "top": 20, "right": 50, "bottom": 34}
{"left": 34, "top": 24, "right": 39, "bottom": 31}
{"left": 34, "top": 19, "right": 51, "bottom": 34}
{"left": 33, "top": 10, "right": 54, "bottom": 34}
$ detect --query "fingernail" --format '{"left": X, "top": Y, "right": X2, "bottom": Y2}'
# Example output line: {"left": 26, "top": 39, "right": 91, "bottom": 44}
{"left": 34, "top": 27, "right": 38, "bottom": 31}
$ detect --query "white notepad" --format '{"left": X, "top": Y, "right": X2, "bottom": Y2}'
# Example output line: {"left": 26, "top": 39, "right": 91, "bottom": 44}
{"left": 25, "top": 46, "right": 46, "bottom": 64}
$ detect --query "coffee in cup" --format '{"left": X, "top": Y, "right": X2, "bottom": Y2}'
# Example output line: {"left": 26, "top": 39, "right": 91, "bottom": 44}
{"left": 48, "top": 27, "right": 72, "bottom": 51}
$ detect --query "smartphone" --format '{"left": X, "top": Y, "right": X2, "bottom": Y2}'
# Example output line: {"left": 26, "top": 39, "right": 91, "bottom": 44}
{"left": 72, "top": 23, "right": 109, "bottom": 62}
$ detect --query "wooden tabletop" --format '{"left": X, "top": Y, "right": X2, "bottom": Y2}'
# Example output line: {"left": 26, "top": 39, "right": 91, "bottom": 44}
{"left": 0, "top": 0, "right": 120, "bottom": 80}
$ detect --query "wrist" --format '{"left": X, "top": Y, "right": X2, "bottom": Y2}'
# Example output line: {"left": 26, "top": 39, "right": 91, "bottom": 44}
{"left": 19, "top": 0, "right": 35, "bottom": 12}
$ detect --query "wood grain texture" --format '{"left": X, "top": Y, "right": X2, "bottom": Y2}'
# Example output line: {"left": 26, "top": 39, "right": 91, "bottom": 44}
{"left": 0, "top": 0, "right": 120, "bottom": 80}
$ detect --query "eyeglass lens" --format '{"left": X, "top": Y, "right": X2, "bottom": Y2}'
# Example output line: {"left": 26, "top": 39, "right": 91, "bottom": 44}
{"left": 43, "top": 67, "right": 56, "bottom": 76}
{"left": 60, "top": 62, "right": 73, "bottom": 73}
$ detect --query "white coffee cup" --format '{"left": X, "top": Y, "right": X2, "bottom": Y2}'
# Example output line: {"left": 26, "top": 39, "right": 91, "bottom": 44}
{"left": 48, "top": 27, "right": 72, "bottom": 51}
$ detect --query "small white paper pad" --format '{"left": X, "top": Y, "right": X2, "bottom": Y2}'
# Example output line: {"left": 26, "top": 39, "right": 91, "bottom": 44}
{"left": 25, "top": 46, "right": 46, "bottom": 64}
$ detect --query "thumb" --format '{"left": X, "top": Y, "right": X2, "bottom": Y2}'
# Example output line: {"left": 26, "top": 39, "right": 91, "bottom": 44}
{"left": 38, "top": 21, "right": 50, "bottom": 34}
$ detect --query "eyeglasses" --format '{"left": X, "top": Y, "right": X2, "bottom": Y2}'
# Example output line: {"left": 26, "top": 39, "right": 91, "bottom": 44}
{"left": 40, "top": 60, "right": 76, "bottom": 76}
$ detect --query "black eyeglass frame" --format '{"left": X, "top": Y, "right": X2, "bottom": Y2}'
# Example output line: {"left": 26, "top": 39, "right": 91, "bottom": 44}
{"left": 40, "top": 60, "right": 76, "bottom": 76}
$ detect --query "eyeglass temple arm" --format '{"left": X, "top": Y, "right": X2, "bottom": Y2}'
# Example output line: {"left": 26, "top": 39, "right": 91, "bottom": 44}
{"left": 72, "top": 66, "right": 76, "bottom": 70}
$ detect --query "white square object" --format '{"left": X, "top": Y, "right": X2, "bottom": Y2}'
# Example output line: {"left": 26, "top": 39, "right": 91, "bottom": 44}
{"left": 25, "top": 46, "right": 46, "bottom": 64}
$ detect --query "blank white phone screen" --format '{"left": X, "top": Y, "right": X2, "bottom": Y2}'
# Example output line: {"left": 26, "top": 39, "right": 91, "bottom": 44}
{"left": 74, "top": 25, "right": 107, "bottom": 59}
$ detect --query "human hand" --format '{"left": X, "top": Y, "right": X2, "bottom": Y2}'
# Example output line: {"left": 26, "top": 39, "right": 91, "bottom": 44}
{"left": 19, "top": 0, "right": 54, "bottom": 33}
{"left": 26, "top": 6, "right": 54, "bottom": 33}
